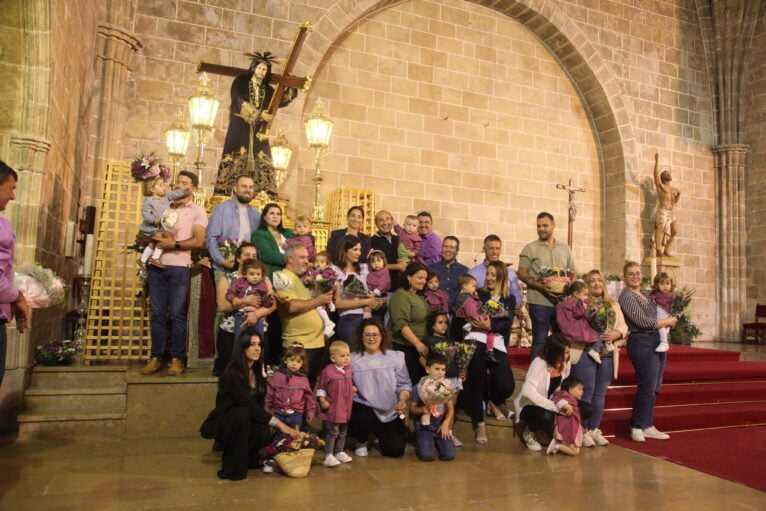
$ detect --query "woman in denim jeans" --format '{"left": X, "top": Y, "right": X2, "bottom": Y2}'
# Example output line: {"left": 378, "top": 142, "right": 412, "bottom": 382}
{"left": 569, "top": 270, "right": 628, "bottom": 447}
{"left": 617, "top": 261, "right": 677, "bottom": 443}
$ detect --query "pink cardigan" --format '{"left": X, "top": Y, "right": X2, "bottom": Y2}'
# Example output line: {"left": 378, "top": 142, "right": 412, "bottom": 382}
{"left": 556, "top": 297, "right": 599, "bottom": 343}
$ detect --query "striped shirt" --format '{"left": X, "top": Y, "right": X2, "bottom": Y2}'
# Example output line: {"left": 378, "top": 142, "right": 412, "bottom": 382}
{"left": 617, "top": 288, "right": 658, "bottom": 332}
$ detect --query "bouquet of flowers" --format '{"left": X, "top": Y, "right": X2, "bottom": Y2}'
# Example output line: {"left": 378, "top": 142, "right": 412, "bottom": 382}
{"left": 13, "top": 262, "right": 66, "bottom": 308}
{"left": 431, "top": 339, "right": 477, "bottom": 376}
{"left": 670, "top": 287, "right": 701, "bottom": 344}
{"left": 160, "top": 209, "right": 179, "bottom": 232}
{"left": 341, "top": 274, "right": 369, "bottom": 298}
{"left": 479, "top": 298, "right": 508, "bottom": 319}
{"left": 130, "top": 153, "right": 171, "bottom": 183}
{"left": 418, "top": 376, "right": 456, "bottom": 426}
{"left": 538, "top": 266, "right": 571, "bottom": 294}
{"left": 36, "top": 339, "right": 76, "bottom": 366}
{"left": 301, "top": 266, "right": 338, "bottom": 312}
{"left": 586, "top": 300, "right": 616, "bottom": 333}
{"left": 263, "top": 431, "right": 325, "bottom": 478}
{"left": 216, "top": 237, "right": 239, "bottom": 260}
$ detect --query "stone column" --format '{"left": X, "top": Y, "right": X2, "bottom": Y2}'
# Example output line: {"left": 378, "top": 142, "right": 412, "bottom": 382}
{"left": 713, "top": 145, "right": 749, "bottom": 341}
{"left": 86, "top": 22, "right": 142, "bottom": 206}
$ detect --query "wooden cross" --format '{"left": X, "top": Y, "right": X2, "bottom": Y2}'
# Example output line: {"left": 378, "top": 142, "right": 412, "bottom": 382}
{"left": 555, "top": 178, "right": 586, "bottom": 249}
{"left": 197, "top": 21, "right": 312, "bottom": 135}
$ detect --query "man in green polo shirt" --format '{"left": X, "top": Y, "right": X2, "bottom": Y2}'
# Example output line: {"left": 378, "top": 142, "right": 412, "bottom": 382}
{"left": 518, "top": 212, "right": 576, "bottom": 360}
{"left": 273, "top": 244, "right": 334, "bottom": 385}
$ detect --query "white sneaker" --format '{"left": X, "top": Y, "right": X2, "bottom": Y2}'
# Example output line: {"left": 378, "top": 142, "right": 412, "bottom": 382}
{"left": 262, "top": 459, "right": 276, "bottom": 473}
{"left": 522, "top": 428, "right": 542, "bottom": 451}
{"left": 581, "top": 430, "right": 596, "bottom": 447}
{"left": 589, "top": 428, "right": 609, "bottom": 446}
{"left": 643, "top": 426, "right": 670, "bottom": 440}
{"left": 587, "top": 350, "right": 602, "bottom": 364}
{"left": 631, "top": 428, "right": 645, "bottom": 442}
{"left": 452, "top": 433, "right": 463, "bottom": 447}
{"left": 546, "top": 439, "right": 558, "bottom": 455}
{"left": 335, "top": 451, "right": 352, "bottom": 463}
{"left": 655, "top": 341, "right": 669, "bottom": 353}
{"left": 354, "top": 444, "right": 369, "bottom": 457}
{"left": 323, "top": 454, "right": 341, "bottom": 467}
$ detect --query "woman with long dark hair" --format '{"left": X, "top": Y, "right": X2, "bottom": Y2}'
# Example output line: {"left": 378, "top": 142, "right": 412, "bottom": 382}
{"left": 330, "top": 235, "right": 384, "bottom": 343}
{"left": 201, "top": 330, "right": 300, "bottom": 481}
{"left": 388, "top": 262, "right": 430, "bottom": 383}
{"left": 326, "top": 206, "right": 372, "bottom": 263}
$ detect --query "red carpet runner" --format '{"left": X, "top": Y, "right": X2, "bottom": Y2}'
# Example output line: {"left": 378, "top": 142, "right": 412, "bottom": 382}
{"left": 509, "top": 345, "right": 766, "bottom": 490}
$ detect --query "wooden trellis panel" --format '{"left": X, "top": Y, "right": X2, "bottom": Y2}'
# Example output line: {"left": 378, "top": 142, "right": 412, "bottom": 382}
{"left": 326, "top": 188, "right": 376, "bottom": 236}
{"left": 84, "top": 160, "right": 151, "bottom": 363}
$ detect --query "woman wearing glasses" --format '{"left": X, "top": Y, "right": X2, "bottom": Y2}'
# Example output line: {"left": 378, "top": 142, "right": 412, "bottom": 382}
{"left": 617, "top": 261, "right": 677, "bottom": 442}
{"left": 348, "top": 318, "right": 412, "bottom": 458}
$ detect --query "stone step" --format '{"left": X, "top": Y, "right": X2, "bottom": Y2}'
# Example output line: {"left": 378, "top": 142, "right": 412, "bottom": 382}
{"left": 24, "top": 391, "right": 126, "bottom": 414}
{"left": 30, "top": 365, "right": 127, "bottom": 388}
{"left": 17, "top": 410, "right": 126, "bottom": 439}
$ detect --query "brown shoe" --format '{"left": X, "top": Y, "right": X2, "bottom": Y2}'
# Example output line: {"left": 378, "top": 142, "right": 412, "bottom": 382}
{"left": 140, "top": 357, "right": 162, "bottom": 375}
{"left": 168, "top": 358, "right": 185, "bottom": 376}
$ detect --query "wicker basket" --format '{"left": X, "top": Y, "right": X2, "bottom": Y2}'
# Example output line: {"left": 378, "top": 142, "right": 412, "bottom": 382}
{"left": 273, "top": 448, "right": 315, "bottom": 478}
{"left": 543, "top": 276, "right": 570, "bottom": 295}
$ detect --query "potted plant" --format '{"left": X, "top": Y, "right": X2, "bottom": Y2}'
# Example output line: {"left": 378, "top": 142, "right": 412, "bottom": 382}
{"left": 669, "top": 287, "right": 701, "bottom": 345}
{"left": 36, "top": 339, "right": 76, "bottom": 366}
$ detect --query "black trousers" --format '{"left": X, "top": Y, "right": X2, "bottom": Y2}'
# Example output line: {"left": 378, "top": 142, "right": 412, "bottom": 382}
{"left": 463, "top": 343, "right": 515, "bottom": 424}
{"left": 213, "top": 328, "right": 234, "bottom": 376}
{"left": 216, "top": 407, "right": 273, "bottom": 480}
{"left": 519, "top": 401, "right": 592, "bottom": 439}
{"left": 265, "top": 310, "right": 283, "bottom": 366}
{"left": 392, "top": 343, "right": 424, "bottom": 384}
{"left": 305, "top": 347, "right": 325, "bottom": 389}
{"left": 348, "top": 402, "right": 406, "bottom": 458}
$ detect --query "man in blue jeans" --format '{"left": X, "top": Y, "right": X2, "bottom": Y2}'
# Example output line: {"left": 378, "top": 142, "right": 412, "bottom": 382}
{"left": 518, "top": 212, "right": 575, "bottom": 360}
{"left": 141, "top": 171, "right": 208, "bottom": 376}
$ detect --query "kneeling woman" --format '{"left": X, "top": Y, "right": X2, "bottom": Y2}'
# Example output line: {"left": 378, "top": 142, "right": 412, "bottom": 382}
{"left": 348, "top": 318, "right": 412, "bottom": 458}
{"left": 202, "top": 330, "right": 300, "bottom": 480}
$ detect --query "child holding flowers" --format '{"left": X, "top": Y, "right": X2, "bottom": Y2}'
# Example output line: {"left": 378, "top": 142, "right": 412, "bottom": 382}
{"left": 422, "top": 311, "right": 476, "bottom": 446}
{"left": 134, "top": 155, "right": 186, "bottom": 269}
{"left": 557, "top": 280, "right": 607, "bottom": 364}
{"left": 410, "top": 352, "right": 456, "bottom": 461}
{"left": 301, "top": 251, "right": 337, "bottom": 338}
{"left": 454, "top": 274, "right": 507, "bottom": 365}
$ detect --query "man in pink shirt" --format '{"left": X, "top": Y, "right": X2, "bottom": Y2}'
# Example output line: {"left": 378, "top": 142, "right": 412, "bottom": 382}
{"left": 141, "top": 171, "right": 208, "bottom": 376}
{"left": 0, "top": 161, "right": 30, "bottom": 387}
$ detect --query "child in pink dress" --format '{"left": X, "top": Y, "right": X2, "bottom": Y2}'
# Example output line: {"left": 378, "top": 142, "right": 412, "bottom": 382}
{"left": 424, "top": 271, "right": 450, "bottom": 313}
{"left": 453, "top": 274, "right": 499, "bottom": 365}
{"left": 556, "top": 280, "right": 606, "bottom": 364}
{"left": 547, "top": 377, "right": 585, "bottom": 456}
{"left": 316, "top": 341, "right": 355, "bottom": 467}
{"left": 650, "top": 272, "right": 674, "bottom": 353}
{"left": 284, "top": 215, "right": 316, "bottom": 261}
{"left": 365, "top": 250, "right": 391, "bottom": 296}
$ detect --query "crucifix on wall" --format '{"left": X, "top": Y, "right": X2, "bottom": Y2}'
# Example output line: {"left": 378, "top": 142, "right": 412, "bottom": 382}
{"left": 198, "top": 22, "right": 313, "bottom": 195}
{"left": 556, "top": 178, "right": 586, "bottom": 249}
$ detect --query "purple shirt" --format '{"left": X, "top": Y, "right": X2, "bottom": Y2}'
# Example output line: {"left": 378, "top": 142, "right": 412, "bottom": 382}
{"left": 419, "top": 230, "right": 442, "bottom": 267}
{"left": 424, "top": 289, "right": 450, "bottom": 313}
{"left": 0, "top": 216, "right": 19, "bottom": 320}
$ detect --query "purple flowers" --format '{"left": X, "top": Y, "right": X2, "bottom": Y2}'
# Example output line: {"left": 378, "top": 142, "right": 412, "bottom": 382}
{"left": 131, "top": 152, "right": 172, "bottom": 183}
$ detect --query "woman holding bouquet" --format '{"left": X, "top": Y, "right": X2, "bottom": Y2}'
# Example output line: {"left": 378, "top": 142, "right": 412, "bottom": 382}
{"left": 331, "top": 235, "right": 384, "bottom": 344}
{"left": 568, "top": 269, "right": 628, "bottom": 446}
{"left": 462, "top": 261, "right": 516, "bottom": 443}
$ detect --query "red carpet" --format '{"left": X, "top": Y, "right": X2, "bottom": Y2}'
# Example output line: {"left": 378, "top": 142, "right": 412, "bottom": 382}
{"left": 611, "top": 426, "right": 766, "bottom": 492}
{"left": 510, "top": 345, "right": 766, "bottom": 489}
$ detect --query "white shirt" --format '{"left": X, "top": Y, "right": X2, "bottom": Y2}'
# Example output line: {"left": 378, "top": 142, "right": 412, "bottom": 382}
{"left": 237, "top": 204, "right": 250, "bottom": 242}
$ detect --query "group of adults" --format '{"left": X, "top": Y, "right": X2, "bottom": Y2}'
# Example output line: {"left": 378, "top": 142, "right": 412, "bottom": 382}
{"left": 140, "top": 171, "right": 676, "bottom": 475}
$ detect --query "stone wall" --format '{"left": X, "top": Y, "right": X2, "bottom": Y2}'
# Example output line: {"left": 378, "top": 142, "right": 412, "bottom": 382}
{"left": 745, "top": 9, "right": 766, "bottom": 320}
{"left": 120, "top": 0, "right": 717, "bottom": 337}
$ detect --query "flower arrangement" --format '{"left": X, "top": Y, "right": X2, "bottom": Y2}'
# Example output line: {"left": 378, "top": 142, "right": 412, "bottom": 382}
{"left": 479, "top": 298, "right": 508, "bottom": 319}
{"left": 263, "top": 431, "right": 325, "bottom": 458}
{"left": 13, "top": 262, "right": 66, "bottom": 308}
{"left": 538, "top": 266, "right": 571, "bottom": 294}
{"left": 130, "top": 153, "right": 171, "bottom": 183}
{"left": 302, "top": 267, "right": 337, "bottom": 294}
{"left": 36, "top": 339, "right": 76, "bottom": 366}
{"left": 670, "top": 287, "right": 701, "bottom": 344}
{"left": 431, "top": 339, "right": 477, "bottom": 376}
{"left": 160, "top": 209, "right": 179, "bottom": 232}
{"left": 216, "top": 237, "right": 239, "bottom": 260}
{"left": 586, "top": 300, "right": 617, "bottom": 333}
{"left": 418, "top": 376, "right": 456, "bottom": 426}
{"left": 341, "top": 274, "right": 369, "bottom": 298}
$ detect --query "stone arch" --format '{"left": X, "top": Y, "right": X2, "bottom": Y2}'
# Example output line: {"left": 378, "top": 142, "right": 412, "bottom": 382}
{"left": 286, "top": 0, "right": 639, "bottom": 272}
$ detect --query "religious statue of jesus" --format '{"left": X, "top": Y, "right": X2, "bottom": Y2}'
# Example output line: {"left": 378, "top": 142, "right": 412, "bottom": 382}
{"left": 215, "top": 52, "right": 298, "bottom": 195}
{"left": 652, "top": 153, "right": 681, "bottom": 257}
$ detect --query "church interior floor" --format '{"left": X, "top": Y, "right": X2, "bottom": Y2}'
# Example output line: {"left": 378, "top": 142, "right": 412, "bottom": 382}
{"left": 0, "top": 341, "right": 764, "bottom": 510}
